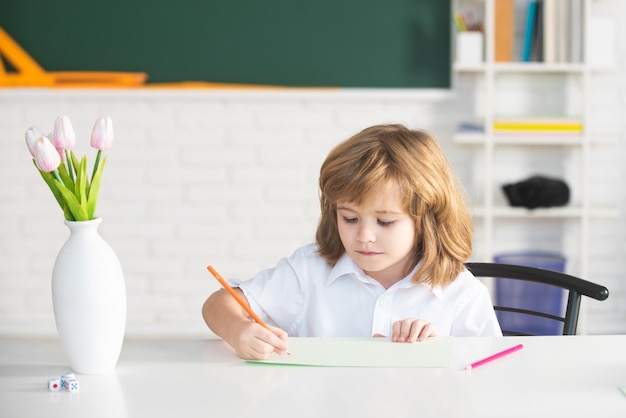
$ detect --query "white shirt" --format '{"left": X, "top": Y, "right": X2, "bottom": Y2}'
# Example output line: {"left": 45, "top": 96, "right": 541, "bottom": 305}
{"left": 231, "top": 243, "right": 502, "bottom": 338}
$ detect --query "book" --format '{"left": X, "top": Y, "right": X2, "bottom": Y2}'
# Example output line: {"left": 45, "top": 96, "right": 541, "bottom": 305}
{"left": 494, "top": 126, "right": 582, "bottom": 133}
{"left": 457, "top": 122, "right": 485, "bottom": 133}
{"left": 556, "top": 0, "right": 568, "bottom": 62}
{"left": 531, "top": 0, "right": 544, "bottom": 62}
{"left": 522, "top": 1, "right": 538, "bottom": 62}
{"left": 493, "top": 118, "right": 583, "bottom": 133}
{"left": 495, "top": 0, "right": 515, "bottom": 62}
{"left": 542, "top": 0, "right": 556, "bottom": 63}
{"left": 569, "top": 0, "right": 583, "bottom": 63}
{"left": 513, "top": 0, "right": 530, "bottom": 61}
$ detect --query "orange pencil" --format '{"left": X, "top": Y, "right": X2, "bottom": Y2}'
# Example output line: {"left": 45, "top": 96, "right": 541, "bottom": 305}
{"left": 206, "top": 265, "right": 290, "bottom": 354}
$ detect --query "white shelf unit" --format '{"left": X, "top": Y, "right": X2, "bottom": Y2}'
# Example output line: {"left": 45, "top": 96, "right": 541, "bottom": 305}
{"left": 452, "top": 0, "right": 617, "bottom": 279}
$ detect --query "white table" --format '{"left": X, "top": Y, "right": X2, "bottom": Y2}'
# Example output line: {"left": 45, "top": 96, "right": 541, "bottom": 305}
{"left": 0, "top": 336, "right": 624, "bottom": 418}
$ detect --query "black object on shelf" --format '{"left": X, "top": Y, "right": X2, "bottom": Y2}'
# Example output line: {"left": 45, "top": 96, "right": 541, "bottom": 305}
{"left": 502, "top": 175, "right": 570, "bottom": 209}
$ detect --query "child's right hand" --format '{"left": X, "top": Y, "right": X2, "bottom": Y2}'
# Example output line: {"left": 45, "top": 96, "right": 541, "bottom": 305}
{"left": 391, "top": 318, "right": 439, "bottom": 342}
{"left": 230, "top": 321, "right": 289, "bottom": 360}
{"left": 373, "top": 319, "right": 440, "bottom": 342}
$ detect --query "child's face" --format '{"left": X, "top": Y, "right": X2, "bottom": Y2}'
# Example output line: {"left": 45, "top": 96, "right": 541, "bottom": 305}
{"left": 336, "top": 182, "right": 416, "bottom": 287}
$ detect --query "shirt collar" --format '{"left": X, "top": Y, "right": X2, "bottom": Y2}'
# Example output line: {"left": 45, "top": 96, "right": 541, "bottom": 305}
{"left": 327, "top": 253, "right": 444, "bottom": 299}
{"left": 327, "top": 253, "right": 368, "bottom": 284}
{"left": 398, "top": 263, "right": 444, "bottom": 300}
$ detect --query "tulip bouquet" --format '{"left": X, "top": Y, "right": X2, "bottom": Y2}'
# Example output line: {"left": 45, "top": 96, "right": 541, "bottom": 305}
{"left": 25, "top": 116, "right": 114, "bottom": 221}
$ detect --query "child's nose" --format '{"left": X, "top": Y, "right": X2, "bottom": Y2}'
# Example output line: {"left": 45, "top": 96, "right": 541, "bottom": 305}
{"left": 357, "top": 225, "right": 376, "bottom": 243}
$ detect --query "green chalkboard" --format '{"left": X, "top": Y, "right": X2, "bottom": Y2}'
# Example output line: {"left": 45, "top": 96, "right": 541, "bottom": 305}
{"left": 0, "top": 0, "right": 450, "bottom": 88}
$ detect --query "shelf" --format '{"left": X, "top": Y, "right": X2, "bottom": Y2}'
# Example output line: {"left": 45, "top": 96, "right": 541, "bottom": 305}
{"left": 453, "top": 0, "right": 618, "bottom": 279}
{"left": 454, "top": 133, "right": 583, "bottom": 145}
{"left": 454, "top": 133, "right": 618, "bottom": 146}
{"left": 471, "top": 206, "right": 619, "bottom": 219}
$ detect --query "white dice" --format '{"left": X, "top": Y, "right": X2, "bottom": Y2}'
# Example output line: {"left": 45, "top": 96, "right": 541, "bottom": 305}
{"left": 48, "top": 379, "right": 61, "bottom": 391}
{"left": 48, "top": 372, "right": 79, "bottom": 392}
{"left": 60, "top": 372, "right": 75, "bottom": 389}
{"left": 67, "top": 379, "right": 79, "bottom": 392}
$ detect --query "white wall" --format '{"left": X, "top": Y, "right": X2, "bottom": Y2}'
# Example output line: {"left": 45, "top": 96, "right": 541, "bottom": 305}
{"left": 1, "top": 1, "right": 625, "bottom": 337}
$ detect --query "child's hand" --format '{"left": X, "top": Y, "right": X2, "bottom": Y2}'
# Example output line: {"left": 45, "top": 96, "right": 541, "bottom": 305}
{"left": 391, "top": 318, "right": 439, "bottom": 342}
{"left": 231, "top": 321, "right": 289, "bottom": 360}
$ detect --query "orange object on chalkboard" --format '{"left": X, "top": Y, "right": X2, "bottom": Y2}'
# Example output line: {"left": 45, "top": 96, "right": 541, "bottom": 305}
{"left": 0, "top": 26, "right": 147, "bottom": 87}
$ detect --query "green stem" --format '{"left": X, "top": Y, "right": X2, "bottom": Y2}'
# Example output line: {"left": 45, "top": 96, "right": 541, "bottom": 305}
{"left": 91, "top": 150, "right": 102, "bottom": 184}
{"left": 52, "top": 169, "right": 64, "bottom": 186}
{"left": 65, "top": 150, "right": 75, "bottom": 182}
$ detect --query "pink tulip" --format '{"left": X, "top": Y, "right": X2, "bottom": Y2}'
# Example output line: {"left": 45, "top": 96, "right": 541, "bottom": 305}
{"left": 49, "top": 131, "right": 67, "bottom": 162}
{"left": 56, "top": 146, "right": 67, "bottom": 162}
{"left": 33, "top": 135, "right": 61, "bottom": 172}
{"left": 90, "top": 116, "right": 114, "bottom": 150}
{"left": 25, "top": 126, "right": 45, "bottom": 157}
{"left": 53, "top": 115, "right": 76, "bottom": 150}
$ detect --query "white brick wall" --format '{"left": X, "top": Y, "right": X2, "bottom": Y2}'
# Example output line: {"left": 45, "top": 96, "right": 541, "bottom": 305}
{"left": 1, "top": 2, "right": 625, "bottom": 337}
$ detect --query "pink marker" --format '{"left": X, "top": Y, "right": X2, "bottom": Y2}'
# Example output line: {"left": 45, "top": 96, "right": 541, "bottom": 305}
{"left": 465, "top": 344, "right": 523, "bottom": 370}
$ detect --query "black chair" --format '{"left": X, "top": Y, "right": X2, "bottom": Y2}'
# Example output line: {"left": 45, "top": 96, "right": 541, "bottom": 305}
{"left": 465, "top": 262, "right": 609, "bottom": 336}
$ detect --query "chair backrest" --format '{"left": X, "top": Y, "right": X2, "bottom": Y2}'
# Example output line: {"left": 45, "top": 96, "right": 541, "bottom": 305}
{"left": 465, "top": 262, "right": 609, "bottom": 336}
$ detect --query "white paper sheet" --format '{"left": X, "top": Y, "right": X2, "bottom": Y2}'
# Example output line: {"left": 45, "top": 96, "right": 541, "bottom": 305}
{"left": 247, "top": 337, "right": 453, "bottom": 368}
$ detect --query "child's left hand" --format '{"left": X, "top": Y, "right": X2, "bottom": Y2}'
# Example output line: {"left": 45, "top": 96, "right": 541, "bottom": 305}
{"left": 390, "top": 318, "right": 439, "bottom": 342}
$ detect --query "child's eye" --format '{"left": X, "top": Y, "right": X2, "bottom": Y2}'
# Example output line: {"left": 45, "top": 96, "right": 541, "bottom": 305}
{"left": 378, "top": 219, "right": 394, "bottom": 227}
{"left": 342, "top": 216, "right": 358, "bottom": 224}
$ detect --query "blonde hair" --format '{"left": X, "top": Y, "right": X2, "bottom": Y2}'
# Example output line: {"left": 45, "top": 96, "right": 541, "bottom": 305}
{"left": 316, "top": 124, "right": 472, "bottom": 287}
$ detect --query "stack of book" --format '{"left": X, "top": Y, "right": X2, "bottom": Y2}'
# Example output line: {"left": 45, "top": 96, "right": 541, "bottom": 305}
{"left": 495, "top": 0, "right": 583, "bottom": 63}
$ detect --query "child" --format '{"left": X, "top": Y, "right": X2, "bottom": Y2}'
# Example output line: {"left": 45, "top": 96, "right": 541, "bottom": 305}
{"left": 202, "top": 124, "right": 502, "bottom": 360}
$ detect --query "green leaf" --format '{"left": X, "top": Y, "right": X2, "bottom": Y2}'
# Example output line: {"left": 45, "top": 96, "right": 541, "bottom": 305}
{"left": 57, "top": 162, "right": 75, "bottom": 191}
{"left": 55, "top": 179, "right": 88, "bottom": 220}
{"left": 70, "top": 151, "right": 80, "bottom": 179}
{"left": 91, "top": 150, "right": 102, "bottom": 184}
{"left": 75, "top": 157, "right": 88, "bottom": 206}
{"left": 87, "top": 156, "right": 106, "bottom": 219}
{"left": 63, "top": 204, "right": 74, "bottom": 221}
{"left": 34, "top": 160, "right": 64, "bottom": 211}
{"left": 65, "top": 150, "right": 74, "bottom": 183}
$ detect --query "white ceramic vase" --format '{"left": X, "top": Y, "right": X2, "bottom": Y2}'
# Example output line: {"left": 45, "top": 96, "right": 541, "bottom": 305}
{"left": 52, "top": 217, "right": 126, "bottom": 374}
